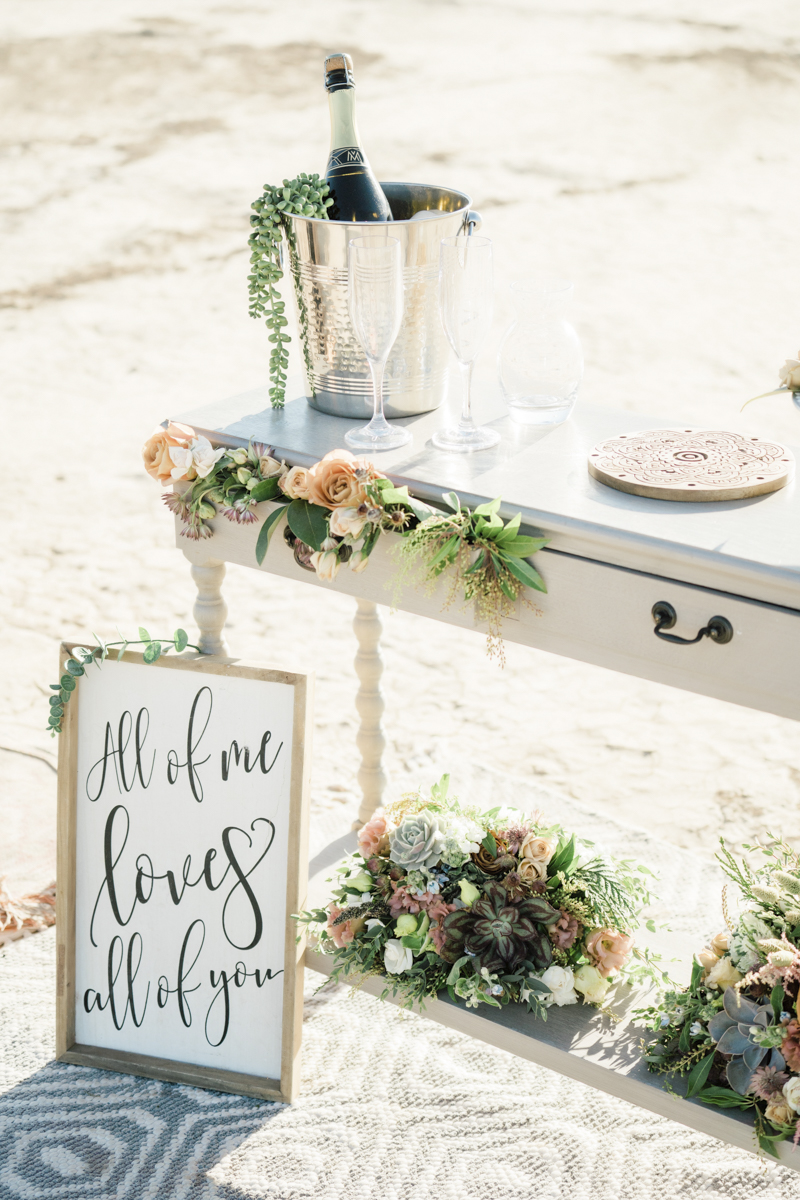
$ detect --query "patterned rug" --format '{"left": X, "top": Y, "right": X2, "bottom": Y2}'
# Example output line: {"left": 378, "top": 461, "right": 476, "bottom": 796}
{"left": 3, "top": 766, "right": 800, "bottom": 1200}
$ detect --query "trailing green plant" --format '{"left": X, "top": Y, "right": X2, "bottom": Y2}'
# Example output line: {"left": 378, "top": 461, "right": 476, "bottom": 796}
{"left": 47, "top": 628, "right": 199, "bottom": 737}
{"left": 247, "top": 174, "right": 333, "bottom": 409}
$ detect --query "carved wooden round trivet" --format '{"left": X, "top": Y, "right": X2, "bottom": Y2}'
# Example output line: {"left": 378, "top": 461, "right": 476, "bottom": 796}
{"left": 588, "top": 428, "right": 794, "bottom": 501}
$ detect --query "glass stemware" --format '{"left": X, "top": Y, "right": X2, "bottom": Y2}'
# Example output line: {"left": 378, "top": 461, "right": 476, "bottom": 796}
{"left": 432, "top": 234, "right": 500, "bottom": 452}
{"left": 498, "top": 279, "right": 583, "bottom": 426}
{"left": 344, "top": 235, "right": 412, "bottom": 452}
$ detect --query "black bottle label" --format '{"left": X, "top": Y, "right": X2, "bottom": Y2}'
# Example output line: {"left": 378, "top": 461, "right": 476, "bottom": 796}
{"left": 326, "top": 146, "right": 366, "bottom": 175}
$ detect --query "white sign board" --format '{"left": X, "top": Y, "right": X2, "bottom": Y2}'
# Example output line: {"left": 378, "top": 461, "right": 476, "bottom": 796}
{"left": 56, "top": 647, "right": 312, "bottom": 1101}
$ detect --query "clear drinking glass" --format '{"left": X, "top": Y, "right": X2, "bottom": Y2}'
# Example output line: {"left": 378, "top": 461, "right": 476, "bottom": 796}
{"left": 498, "top": 279, "right": 583, "bottom": 426}
{"left": 345, "top": 235, "right": 411, "bottom": 452}
{"left": 433, "top": 235, "right": 499, "bottom": 452}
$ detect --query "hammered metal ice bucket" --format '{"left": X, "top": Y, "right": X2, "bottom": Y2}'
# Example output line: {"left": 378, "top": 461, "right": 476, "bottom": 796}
{"left": 284, "top": 182, "right": 480, "bottom": 419}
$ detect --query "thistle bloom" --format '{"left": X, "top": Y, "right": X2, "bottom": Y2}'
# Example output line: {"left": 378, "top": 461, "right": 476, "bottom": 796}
{"left": 221, "top": 500, "right": 258, "bottom": 525}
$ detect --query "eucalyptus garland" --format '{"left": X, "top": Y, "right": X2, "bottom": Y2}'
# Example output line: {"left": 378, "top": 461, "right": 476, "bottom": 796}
{"left": 247, "top": 174, "right": 333, "bottom": 409}
{"left": 47, "top": 630, "right": 199, "bottom": 736}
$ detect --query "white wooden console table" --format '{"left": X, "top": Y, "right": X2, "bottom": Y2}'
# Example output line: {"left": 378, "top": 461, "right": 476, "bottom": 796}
{"left": 171, "top": 385, "right": 800, "bottom": 1167}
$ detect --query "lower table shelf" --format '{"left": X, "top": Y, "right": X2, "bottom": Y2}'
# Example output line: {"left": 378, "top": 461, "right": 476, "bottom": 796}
{"left": 304, "top": 828, "right": 796, "bottom": 1172}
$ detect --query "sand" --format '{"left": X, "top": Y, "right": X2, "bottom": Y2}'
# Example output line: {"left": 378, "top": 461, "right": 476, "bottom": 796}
{"left": 2, "top": 0, "right": 800, "bottom": 896}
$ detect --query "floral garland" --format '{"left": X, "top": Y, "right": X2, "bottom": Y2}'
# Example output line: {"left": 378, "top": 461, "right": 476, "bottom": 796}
{"left": 297, "top": 775, "right": 660, "bottom": 1014}
{"left": 639, "top": 838, "right": 800, "bottom": 1158}
{"left": 742, "top": 348, "right": 800, "bottom": 410}
{"left": 143, "top": 423, "right": 549, "bottom": 659}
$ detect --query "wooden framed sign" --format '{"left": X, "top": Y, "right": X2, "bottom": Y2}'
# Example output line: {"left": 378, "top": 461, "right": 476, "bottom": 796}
{"left": 55, "top": 645, "right": 313, "bottom": 1102}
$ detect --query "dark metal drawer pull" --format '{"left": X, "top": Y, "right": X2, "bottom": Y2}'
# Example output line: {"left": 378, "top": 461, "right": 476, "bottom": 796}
{"left": 651, "top": 601, "right": 733, "bottom": 646}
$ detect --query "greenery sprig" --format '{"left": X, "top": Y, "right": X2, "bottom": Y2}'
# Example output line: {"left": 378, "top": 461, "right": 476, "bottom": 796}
{"left": 47, "top": 628, "right": 199, "bottom": 737}
{"left": 394, "top": 492, "right": 548, "bottom": 662}
{"left": 248, "top": 174, "right": 333, "bottom": 409}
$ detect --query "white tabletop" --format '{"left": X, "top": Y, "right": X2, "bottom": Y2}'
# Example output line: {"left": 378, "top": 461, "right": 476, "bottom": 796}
{"left": 174, "top": 386, "right": 800, "bottom": 609}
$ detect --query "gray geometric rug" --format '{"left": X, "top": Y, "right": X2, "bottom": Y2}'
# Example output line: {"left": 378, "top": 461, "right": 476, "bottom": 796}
{"left": 3, "top": 765, "right": 800, "bottom": 1199}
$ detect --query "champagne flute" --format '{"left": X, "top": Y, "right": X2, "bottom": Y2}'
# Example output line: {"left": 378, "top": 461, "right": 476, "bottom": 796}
{"left": 345, "top": 235, "right": 412, "bottom": 452}
{"left": 433, "top": 234, "right": 500, "bottom": 452}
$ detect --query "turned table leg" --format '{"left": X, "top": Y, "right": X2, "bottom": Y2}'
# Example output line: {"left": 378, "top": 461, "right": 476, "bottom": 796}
{"left": 191, "top": 560, "right": 230, "bottom": 656}
{"left": 353, "top": 598, "right": 387, "bottom": 829}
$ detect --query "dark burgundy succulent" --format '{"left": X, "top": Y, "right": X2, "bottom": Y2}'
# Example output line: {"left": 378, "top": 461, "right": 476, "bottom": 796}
{"left": 439, "top": 882, "right": 559, "bottom": 972}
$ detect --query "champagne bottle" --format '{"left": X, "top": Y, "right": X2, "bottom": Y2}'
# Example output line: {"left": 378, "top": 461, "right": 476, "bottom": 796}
{"left": 323, "top": 53, "right": 391, "bottom": 222}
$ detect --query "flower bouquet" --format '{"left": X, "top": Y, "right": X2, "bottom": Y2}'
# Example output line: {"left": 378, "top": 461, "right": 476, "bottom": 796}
{"left": 639, "top": 838, "right": 800, "bottom": 1157}
{"left": 299, "top": 776, "right": 659, "bottom": 1015}
{"left": 143, "top": 427, "right": 548, "bottom": 657}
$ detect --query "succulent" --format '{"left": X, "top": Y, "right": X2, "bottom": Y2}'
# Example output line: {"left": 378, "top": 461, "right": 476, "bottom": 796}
{"left": 471, "top": 844, "right": 513, "bottom": 876}
{"left": 389, "top": 810, "right": 446, "bottom": 870}
{"left": 439, "top": 882, "right": 559, "bottom": 972}
{"left": 729, "top": 912, "right": 774, "bottom": 973}
{"left": 708, "top": 988, "right": 786, "bottom": 1094}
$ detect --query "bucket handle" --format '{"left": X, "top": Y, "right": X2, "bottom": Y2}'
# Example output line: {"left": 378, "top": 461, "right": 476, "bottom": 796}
{"left": 463, "top": 209, "right": 482, "bottom": 236}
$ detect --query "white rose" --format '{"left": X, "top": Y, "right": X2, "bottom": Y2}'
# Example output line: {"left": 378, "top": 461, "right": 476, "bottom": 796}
{"left": 190, "top": 436, "right": 227, "bottom": 479}
{"left": 779, "top": 356, "right": 800, "bottom": 391}
{"left": 783, "top": 1077, "right": 800, "bottom": 1113}
{"left": 365, "top": 919, "right": 385, "bottom": 931}
{"left": 168, "top": 444, "right": 195, "bottom": 480}
{"left": 349, "top": 551, "right": 370, "bottom": 574}
{"left": 573, "top": 964, "right": 611, "bottom": 1005}
{"left": 539, "top": 964, "right": 578, "bottom": 1008}
{"left": 310, "top": 549, "right": 341, "bottom": 582}
{"left": 384, "top": 938, "right": 413, "bottom": 975}
{"left": 706, "top": 955, "right": 743, "bottom": 992}
{"left": 258, "top": 455, "right": 286, "bottom": 479}
{"left": 329, "top": 506, "right": 368, "bottom": 539}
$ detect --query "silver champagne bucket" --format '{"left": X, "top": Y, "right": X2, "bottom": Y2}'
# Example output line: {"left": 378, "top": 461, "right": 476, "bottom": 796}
{"left": 284, "top": 183, "right": 480, "bottom": 419}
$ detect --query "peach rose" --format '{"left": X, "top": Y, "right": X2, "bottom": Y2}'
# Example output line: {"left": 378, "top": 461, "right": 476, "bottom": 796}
{"left": 358, "top": 811, "right": 391, "bottom": 857}
{"left": 585, "top": 927, "right": 634, "bottom": 977}
{"left": 519, "top": 833, "right": 557, "bottom": 867}
{"left": 307, "top": 450, "right": 370, "bottom": 510}
{"left": 142, "top": 422, "right": 196, "bottom": 483}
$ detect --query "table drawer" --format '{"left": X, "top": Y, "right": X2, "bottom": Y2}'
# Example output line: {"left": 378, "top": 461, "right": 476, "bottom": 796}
{"left": 178, "top": 512, "right": 800, "bottom": 721}
{"left": 517, "top": 549, "right": 800, "bottom": 720}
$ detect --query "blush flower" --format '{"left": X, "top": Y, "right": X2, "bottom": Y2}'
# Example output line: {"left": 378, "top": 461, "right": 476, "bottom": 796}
{"left": 585, "top": 927, "right": 634, "bottom": 977}
{"left": 549, "top": 909, "right": 582, "bottom": 950}
{"left": 325, "top": 904, "right": 365, "bottom": 948}
{"left": 357, "top": 811, "right": 391, "bottom": 857}
{"left": 781, "top": 1019, "right": 800, "bottom": 1073}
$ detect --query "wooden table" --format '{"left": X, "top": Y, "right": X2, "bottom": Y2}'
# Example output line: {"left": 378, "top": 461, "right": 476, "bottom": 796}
{"left": 171, "top": 384, "right": 800, "bottom": 1167}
